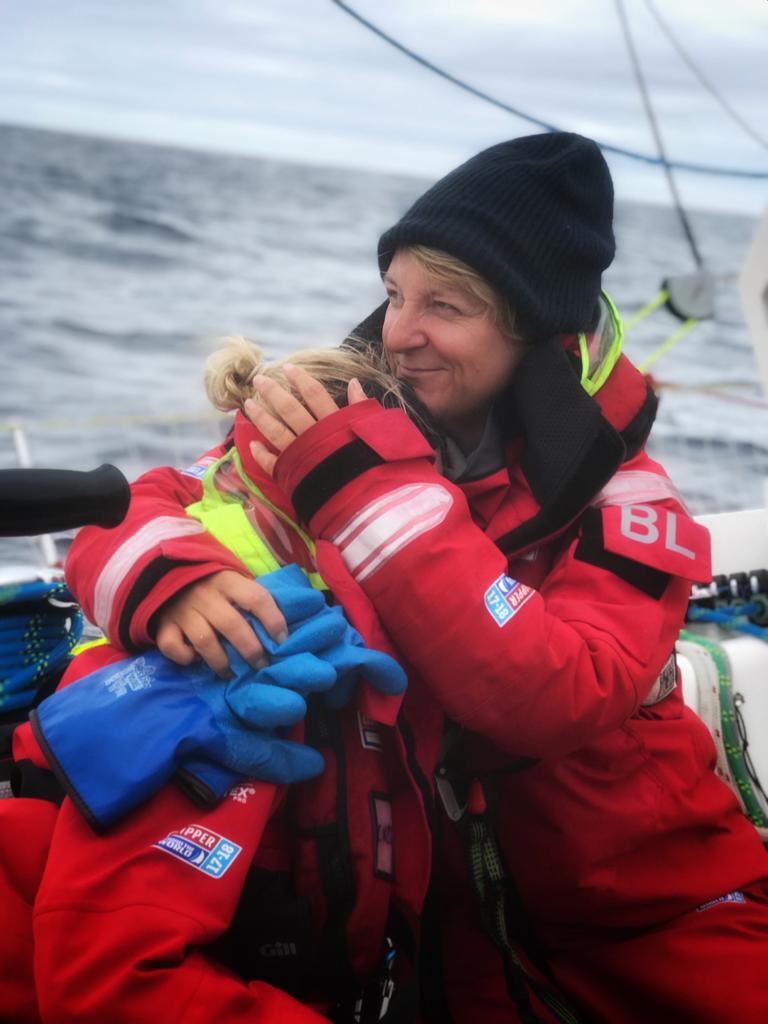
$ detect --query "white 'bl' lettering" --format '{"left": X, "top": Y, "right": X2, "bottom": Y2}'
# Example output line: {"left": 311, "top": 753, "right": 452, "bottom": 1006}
{"left": 620, "top": 505, "right": 695, "bottom": 559}
{"left": 664, "top": 511, "right": 695, "bottom": 559}
{"left": 620, "top": 505, "right": 658, "bottom": 544}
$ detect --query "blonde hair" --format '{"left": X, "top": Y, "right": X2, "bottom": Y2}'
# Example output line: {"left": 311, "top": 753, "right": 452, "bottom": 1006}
{"left": 406, "top": 244, "right": 519, "bottom": 340}
{"left": 204, "top": 334, "right": 418, "bottom": 422}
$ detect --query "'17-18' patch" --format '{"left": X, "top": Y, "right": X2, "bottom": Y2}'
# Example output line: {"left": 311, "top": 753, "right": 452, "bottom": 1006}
{"left": 154, "top": 824, "right": 241, "bottom": 879}
{"left": 484, "top": 574, "right": 535, "bottom": 628}
{"left": 181, "top": 456, "right": 218, "bottom": 480}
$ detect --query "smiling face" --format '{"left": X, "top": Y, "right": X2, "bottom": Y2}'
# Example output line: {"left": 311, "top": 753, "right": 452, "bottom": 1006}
{"left": 382, "top": 248, "right": 526, "bottom": 450}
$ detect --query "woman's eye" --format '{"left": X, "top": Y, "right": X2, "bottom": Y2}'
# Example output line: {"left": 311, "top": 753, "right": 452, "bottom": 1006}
{"left": 433, "top": 300, "right": 461, "bottom": 314}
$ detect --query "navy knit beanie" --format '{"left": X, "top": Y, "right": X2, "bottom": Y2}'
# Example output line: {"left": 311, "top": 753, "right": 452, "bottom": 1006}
{"left": 378, "top": 132, "right": 615, "bottom": 340}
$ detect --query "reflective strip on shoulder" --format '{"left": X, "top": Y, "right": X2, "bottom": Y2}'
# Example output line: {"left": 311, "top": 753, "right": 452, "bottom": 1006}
{"left": 592, "top": 470, "right": 688, "bottom": 513}
{"left": 93, "top": 517, "right": 206, "bottom": 629}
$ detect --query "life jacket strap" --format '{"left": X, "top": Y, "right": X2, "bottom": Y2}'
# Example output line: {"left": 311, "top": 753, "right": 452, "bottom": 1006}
{"left": 460, "top": 791, "right": 587, "bottom": 1024}
{"left": 435, "top": 729, "right": 588, "bottom": 1024}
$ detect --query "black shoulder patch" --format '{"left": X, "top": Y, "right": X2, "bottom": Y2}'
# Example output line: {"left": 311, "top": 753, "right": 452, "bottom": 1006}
{"left": 574, "top": 508, "right": 670, "bottom": 599}
{"left": 292, "top": 440, "right": 383, "bottom": 524}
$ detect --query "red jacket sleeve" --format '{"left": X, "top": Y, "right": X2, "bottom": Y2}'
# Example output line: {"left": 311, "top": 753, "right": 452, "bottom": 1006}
{"left": 65, "top": 448, "right": 250, "bottom": 650}
{"left": 275, "top": 402, "right": 708, "bottom": 758}
{"left": 30, "top": 646, "right": 327, "bottom": 1023}
{"left": 33, "top": 791, "right": 328, "bottom": 1023}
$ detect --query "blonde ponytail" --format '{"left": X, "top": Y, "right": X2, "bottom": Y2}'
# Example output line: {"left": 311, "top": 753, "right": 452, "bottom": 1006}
{"left": 203, "top": 335, "right": 427, "bottom": 430}
{"left": 204, "top": 335, "right": 266, "bottom": 413}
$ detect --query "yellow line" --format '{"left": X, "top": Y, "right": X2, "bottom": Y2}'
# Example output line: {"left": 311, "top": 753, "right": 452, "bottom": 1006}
{"left": 638, "top": 318, "right": 698, "bottom": 372}
{"left": 624, "top": 289, "right": 669, "bottom": 331}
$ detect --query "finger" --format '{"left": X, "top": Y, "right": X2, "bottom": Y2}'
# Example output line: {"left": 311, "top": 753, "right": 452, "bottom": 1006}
{"left": 282, "top": 363, "right": 340, "bottom": 420}
{"left": 270, "top": 740, "right": 326, "bottom": 783}
{"left": 250, "top": 567, "right": 326, "bottom": 623}
{"left": 255, "top": 653, "right": 337, "bottom": 694}
{"left": 277, "top": 610, "right": 346, "bottom": 656}
{"left": 251, "top": 372, "right": 318, "bottom": 436}
{"left": 347, "top": 377, "right": 368, "bottom": 405}
{"left": 249, "top": 439, "right": 278, "bottom": 477}
{"left": 181, "top": 609, "right": 231, "bottom": 679}
{"left": 210, "top": 602, "right": 268, "bottom": 670}
{"left": 242, "top": 739, "right": 325, "bottom": 784}
{"left": 226, "top": 681, "right": 307, "bottom": 729}
{"left": 235, "top": 579, "right": 289, "bottom": 645}
{"left": 264, "top": 369, "right": 323, "bottom": 432}
{"left": 156, "top": 621, "right": 196, "bottom": 666}
{"left": 244, "top": 397, "right": 297, "bottom": 452}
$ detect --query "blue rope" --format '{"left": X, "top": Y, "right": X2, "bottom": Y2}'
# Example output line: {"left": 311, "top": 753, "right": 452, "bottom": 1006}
{"left": 686, "top": 603, "right": 768, "bottom": 639}
{"left": 330, "top": 0, "right": 768, "bottom": 180}
{"left": 0, "top": 579, "right": 83, "bottom": 713}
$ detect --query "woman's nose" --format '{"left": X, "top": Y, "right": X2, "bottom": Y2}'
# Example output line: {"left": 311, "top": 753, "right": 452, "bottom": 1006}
{"left": 383, "top": 303, "right": 426, "bottom": 352}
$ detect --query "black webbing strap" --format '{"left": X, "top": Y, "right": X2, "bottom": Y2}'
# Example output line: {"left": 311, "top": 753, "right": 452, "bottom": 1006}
{"left": 10, "top": 759, "right": 65, "bottom": 804}
{"left": 459, "top": 804, "right": 585, "bottom": 1024}
{"left": 292, "top": 440, "right": 384, "bottom": 524}
{"left": 303, "top": 701, "right": 362, "bottom": 1020}
{"left": 418, "top": 823, "right": 455, "bottom": 1024}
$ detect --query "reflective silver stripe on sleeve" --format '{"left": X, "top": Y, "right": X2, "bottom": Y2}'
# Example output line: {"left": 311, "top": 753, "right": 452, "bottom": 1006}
{"left": 333, "top": 483, "right": 452, "bottom": 582}
{"left": 93, "top": 517, "right": 206, "bottom": 630}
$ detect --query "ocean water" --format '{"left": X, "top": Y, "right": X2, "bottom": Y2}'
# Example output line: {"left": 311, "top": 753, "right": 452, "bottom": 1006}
{"left": 1, "top": 122, "right": 767, "bottom": 567}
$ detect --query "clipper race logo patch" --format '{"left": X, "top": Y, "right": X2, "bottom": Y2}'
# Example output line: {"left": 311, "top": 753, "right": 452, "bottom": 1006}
{"left": 484, "top": 574, "right": 534, "bottom": 627}
{"left": 154, "top": 824, "right": 242, "bottom": 878}
{"left": 181, "top": 455, "right": 217, "bottom": 480}
{"left": 696, "top": 891, "right": 746, "bottom": 912}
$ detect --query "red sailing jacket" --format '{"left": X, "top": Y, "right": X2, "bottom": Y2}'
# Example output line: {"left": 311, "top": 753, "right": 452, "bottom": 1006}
{"left": 268, "top": 385, "right": 768, "bottom": 942}
{"left": 54, "top": 354, "right": 768, "bottom": 1021}
{"left": 9, "top": 639, "right": 441, "bottom": 1024}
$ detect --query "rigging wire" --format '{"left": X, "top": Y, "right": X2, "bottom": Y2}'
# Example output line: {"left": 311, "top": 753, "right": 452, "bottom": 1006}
{"left": 649, "top": 379, "right": 768, "bottom": 410}
{"left": 329, "top": 0, "right": 768, "bottom": 179}
{"left": 643, "top": 0, "right": 768, "bottom": 152}
{"left": 614, "top": 0, "right": 702, "bottom": 267}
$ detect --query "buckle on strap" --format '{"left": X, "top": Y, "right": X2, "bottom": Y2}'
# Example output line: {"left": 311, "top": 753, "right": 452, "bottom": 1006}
{"left": 435, "top": 767, "right": 467, "bottom": 822}
{"left": 641, "top": 650, "right": 677, "bottom": 707}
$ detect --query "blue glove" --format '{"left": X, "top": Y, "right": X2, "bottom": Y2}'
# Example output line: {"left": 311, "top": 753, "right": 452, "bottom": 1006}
{"left": 175, "top": 756, "right": 242, "bottom": 807}
{"left": 317, "top": 610, "right": 408, "bottom": 709}
{"left": 249, "top": 567, "right": 407, "bottom": 710}
{"left": 29, "top": 565, "right": 406, "bottom": 831}
{"left": 30, "top": 644, "right": 327, "bottom": 831}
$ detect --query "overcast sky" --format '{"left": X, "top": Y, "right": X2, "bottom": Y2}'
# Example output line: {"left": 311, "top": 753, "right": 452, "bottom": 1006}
{"left": 2, "top": 0, "right": 767, "bottom": 214}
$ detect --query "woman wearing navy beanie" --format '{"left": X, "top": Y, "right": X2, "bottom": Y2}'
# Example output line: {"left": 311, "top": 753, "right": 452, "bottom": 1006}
{"left": 49, "top": 132, "right": 768, "bottom": 1023}
{"left": 248, "top": 132, "right": 768, "bottom": 1022}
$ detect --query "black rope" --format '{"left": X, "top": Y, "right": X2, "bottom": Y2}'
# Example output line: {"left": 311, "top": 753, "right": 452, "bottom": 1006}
{"left": 613, "top": 0, "right": 703, "bottom": 269}
{"left": 733, "top": 694, "right": 768, "bottom": 804}
{"left": 329, "top": 0, "right": 768, "bottom": 180}
{"left": 643, "top": 0, "right": 768, "bottom": 152}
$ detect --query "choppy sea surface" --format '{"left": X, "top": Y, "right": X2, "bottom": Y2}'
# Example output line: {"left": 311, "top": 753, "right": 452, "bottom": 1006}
{"left": 2, "top": 122, "right": 767, "bottom": 567}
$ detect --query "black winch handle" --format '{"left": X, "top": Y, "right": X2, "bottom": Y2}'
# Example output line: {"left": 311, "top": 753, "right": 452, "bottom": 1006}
{"left": 0, "top": 464, "right": 131, "bottom": 536}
